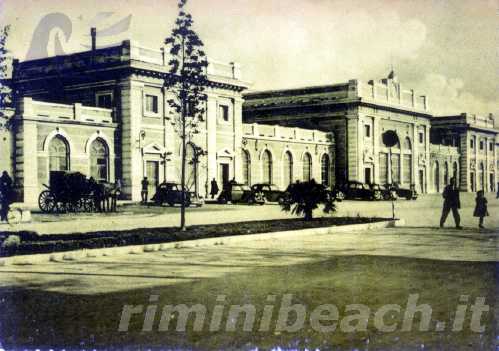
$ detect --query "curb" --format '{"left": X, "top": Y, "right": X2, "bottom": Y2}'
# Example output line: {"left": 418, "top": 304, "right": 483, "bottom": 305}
{"left": 0, "top": 219, "right": 401, "bottom": 266}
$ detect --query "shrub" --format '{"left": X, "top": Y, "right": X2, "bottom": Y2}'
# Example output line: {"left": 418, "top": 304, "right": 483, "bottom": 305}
{"left": 280, "top": 180, "right": 336, "bottom": 221}
{"left": 1, "top": 235, "right": 21, "bottom": 254}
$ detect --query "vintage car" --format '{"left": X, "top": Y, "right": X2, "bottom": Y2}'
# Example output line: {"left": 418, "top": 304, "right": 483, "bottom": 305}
{"left": 217, "top": 182, "right": 265, "bottom": 205}
{"left": 251, "top": 184, "right": 286, "bottom": 203}
{"left": 152, "top": 182, "right": 204, "bottom": 207}
{"left": 341, "top": 181, "right": 383, "bottom": 201}
{"left": 385, "top": 183, "right": 418, "bottom": 200}
{"left": 371, "top": 183, "right": 397, "bottom": 201}
{"left": 331, "top": 183, "right": 346, "bottom": 201}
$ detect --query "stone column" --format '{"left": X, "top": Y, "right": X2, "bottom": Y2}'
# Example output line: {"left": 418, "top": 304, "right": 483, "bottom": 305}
{"left": 373, "top": 117, "right": 380, "bottom": 183}
{"left": 120, "top": 79, "right": 144, "bottom": 201}
{"left": 206, "top": 93, "right": 218, "bottom": 184}
{"left": 233, "top": 97, "right": 244, "bottom": 183}
{"left": 346, "top": 112, "right": 359, "bottom": 181}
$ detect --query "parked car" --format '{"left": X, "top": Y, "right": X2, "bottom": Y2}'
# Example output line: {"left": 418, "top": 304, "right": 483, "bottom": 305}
{"left": 331, "top": 183, "right": 346, "bottom": 201}
{"left": 251, "top": 184, "right": 286, "bottom": 203}
{"left": 152, "top": 182, "right": 204, "bottom": 207}
{"left": 342, "top": 181, "right": 383, "bottom": 200}
{"left": 217, "top": 182, "right": 265, "bottom": 205}
{"left": 372, "top": 183, "right": 397, "bottom": 200}
{"left": 385, "top": 183, "right": 418, "bottom": 200}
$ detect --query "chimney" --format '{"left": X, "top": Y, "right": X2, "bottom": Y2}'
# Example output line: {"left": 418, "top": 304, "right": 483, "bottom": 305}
{"left": 91, "top": 27, "right": 97, "bottom": 51}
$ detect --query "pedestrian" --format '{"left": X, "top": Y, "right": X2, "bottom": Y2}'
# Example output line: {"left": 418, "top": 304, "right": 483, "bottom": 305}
{"left": 210, "top": 178, "right": 219, "bottom": 199}
{"left": 496, "top": 182, "right": 499, "bottom": 199}
{"left": 473, "top": 190, "right": 488, "bottom": 229}
{"left": 141, "top": 177, "right": 149, "bottom": 204}
{"left": 0, "top": 171, "right": 13, "bottom": 223}
{"left": 439, "top": 177, "right": 462, "bottom": 229}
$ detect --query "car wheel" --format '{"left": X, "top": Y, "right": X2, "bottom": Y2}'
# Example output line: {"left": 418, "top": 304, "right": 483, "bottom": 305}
{"left": 217, "top": 196, "right": 227, "bottom": 204}
{"left": 406, "top": 195, "right": 412, "bottom": 200}
{"left": 167, "top": 201, "right": 175, "bottom": 207}
{"left": 374, "top": 191, "right": 382, "bottom": 201}
{"left": 336, "top": 191, "right": 345, "bottom": 201}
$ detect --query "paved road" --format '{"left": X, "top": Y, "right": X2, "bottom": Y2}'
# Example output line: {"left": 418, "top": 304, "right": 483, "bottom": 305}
{"left": 0, "top": 194, "right": 497, "bottom": 350}
{"left": 0, "top": 225, "right": 496, "bottom": 295}
{"left": 1, "top": 193, "right": 498, "bottom": 234}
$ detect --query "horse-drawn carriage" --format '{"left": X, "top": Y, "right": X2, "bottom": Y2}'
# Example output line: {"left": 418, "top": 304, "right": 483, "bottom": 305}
{"left": 38, "top": 171, "right": 119, "bottom": 213}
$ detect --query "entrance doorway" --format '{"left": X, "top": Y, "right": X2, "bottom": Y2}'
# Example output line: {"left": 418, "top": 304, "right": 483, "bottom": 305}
{"left": 146, "top": 161, "right": 159, "bottom": 200}
{"left": 419, "top": 169, "right": 425, "bottom": 194}
{"left": 219, "top": 163, "right": 230, "bottom": 188}
{"left": 364, "top": 167, "right": 372, "bottom": 184}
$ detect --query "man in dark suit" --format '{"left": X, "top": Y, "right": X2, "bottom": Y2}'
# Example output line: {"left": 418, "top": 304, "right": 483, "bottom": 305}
{"left": 440, "top": 177, "right": 462, "bottom": 229}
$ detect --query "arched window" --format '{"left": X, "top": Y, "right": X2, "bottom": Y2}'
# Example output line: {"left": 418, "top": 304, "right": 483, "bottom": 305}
{"left": 262, "top": 150, "right": 272, "bottom": 184}
{"left": 90, "top": 138, "right": 109, "bottom": 182}
{"left": 479, "top": 162, "right": 485, "bottom": 190}
{"left": 302, "top": 152, "right": 312, "bottom": 181}
{"left": 321, "top": 154, "right": 330, "bottom": 186}
{"left": 185, "top": 143, "right": 196, "bottom": 191}
{"left": 402, "top": 137, "right": 412, "bottom": 185}
{"left": 443, "top": 162, "right": 449, "bottom": 185}
{"left": 283, "top": 151, "right": 293, "bottom": 187}
{"left": 453, "top": 162, "right": 458, "bottom": 184}
{"left": 242, "top": 150, "right": 251, "bottom": 185}
{"left": 49, "top": 136, "right": 69, "bottom": 172}
{"left": 434, "top": 161, "right": 440, "bottom": 192}
{"left": 404, "top": 137, "right": 412, "bottom": 151}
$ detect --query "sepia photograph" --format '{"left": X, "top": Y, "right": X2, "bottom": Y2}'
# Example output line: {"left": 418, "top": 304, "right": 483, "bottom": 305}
{"left": 0, "top": 0, "right": 497, "bottom": 349}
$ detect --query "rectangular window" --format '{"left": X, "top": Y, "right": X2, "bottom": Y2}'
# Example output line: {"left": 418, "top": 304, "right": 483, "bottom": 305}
{"left": 470, "top": 138, "right": 474, "bottom": 149}
{"left": 145, "top": 95, "right": 159, "bottom": 114}
{"left": 479, "top": 140, "right": 484, "bottom": 151}
{"left": 364, "top": 124, "right": 371, "bottom": 138}
{"left": 489, "top": 143, "right": 493, "bottom": 152}
{"left": 219, "top": 104, "right": 229, "bottom": 122}
{"left": 96, "top": 93, "right": 113, "bottom": 109}
{"left": 419, "top": 131, "right": 424, "bottom": 144}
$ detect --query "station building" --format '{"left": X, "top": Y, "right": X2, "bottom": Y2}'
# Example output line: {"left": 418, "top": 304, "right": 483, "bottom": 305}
{"left": 1, "top": 40, "right": 497, "bottom": 205}
{"left": 3, "top": 40, "right": 334, "bottom": 204}
{"left": 243, "top": 75, "right": 498, "bottom": 194}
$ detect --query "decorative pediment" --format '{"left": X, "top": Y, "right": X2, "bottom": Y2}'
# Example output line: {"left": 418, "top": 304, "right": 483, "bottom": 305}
{"left": 142, "top": 142, "right": 167, "bottom": 155}
{"left": 363, "top": 149, "right": 374, "bottom": 163}
{"left": 418, "top": 154, "right": 427, "bottom": 166}
{"left": 217, "top": 148, "right": 234, "bottom": 158}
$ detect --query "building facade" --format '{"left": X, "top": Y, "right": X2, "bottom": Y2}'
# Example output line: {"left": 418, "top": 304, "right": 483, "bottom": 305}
{"left": 243, "top": 74, "right": 498, "bottom": 194}
{"left": 4, "top": 41, "right": 334, "bottom": 204}
{"left": 1, "top": 43, "right": 496, "bottom": 205}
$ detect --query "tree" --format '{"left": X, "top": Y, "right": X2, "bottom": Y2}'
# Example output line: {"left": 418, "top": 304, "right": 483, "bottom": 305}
{"left": 280, "top": 180, "right": 336, "bottom": 221}
{"left": 164, "top": 0, "right": 208, "bottom": 230}
{"left": 0, "top": 25, "right": 11, "bottom": 130}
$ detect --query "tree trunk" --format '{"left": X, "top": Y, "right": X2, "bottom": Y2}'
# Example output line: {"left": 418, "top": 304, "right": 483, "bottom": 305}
{"left": 180, "top": 100, "right": 187, "bottom": 231}
{"left": 304, "top": 209, "right": 313, "bottom": 221}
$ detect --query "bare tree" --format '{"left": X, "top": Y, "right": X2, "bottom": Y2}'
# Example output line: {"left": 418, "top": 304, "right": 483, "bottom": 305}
{"left": 164, "top": 0, "right": 208, "bottom": 230}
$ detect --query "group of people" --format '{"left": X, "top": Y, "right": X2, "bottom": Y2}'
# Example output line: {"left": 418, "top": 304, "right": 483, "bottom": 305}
{"left": 439, "top": 177, "right": 490, "bottom": 229}
{"left": 0, "top": 170, "right": 13, "bottom": 223}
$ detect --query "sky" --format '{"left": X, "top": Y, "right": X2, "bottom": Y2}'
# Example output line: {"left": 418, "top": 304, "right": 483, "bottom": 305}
{"left": 0, "top": 0, "right": 497, "bottom": 116}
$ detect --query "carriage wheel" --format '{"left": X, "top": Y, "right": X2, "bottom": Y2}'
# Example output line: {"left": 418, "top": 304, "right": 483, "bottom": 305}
{"left": 38, "top": 191, "right": 56, "bottom": 213}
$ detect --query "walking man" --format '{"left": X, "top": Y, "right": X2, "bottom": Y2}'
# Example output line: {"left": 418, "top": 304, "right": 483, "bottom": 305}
{"left": 210, "top": 178, "right": 219, "bottom": 199}
{"left": 440, "top": 177, "right": 462, "bottom": 229}
{"left": 0, "top": 171, "right": 13, "bottom": 223}
{"left": 141, "top": 177, "right": 149, "bottom": 204}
